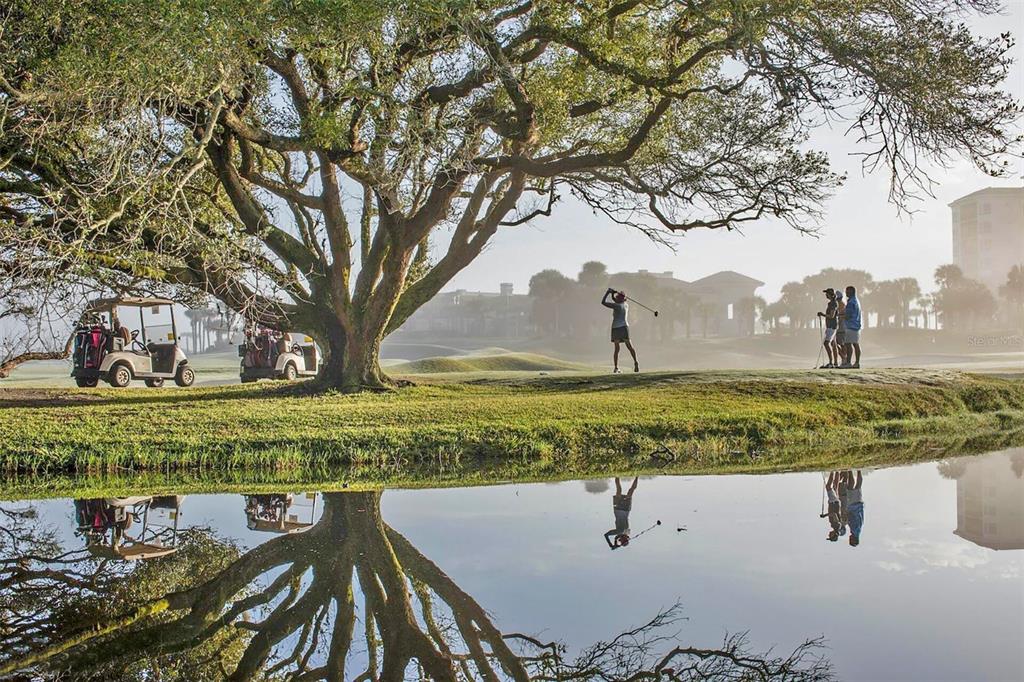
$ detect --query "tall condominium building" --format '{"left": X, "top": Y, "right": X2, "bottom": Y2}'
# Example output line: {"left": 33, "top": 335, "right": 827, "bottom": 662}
{"left": 952, "top": 449, "right": 1024, "bottom": 551}
{"left": 949, "top": 187, "right": 1024, "bottom": 293}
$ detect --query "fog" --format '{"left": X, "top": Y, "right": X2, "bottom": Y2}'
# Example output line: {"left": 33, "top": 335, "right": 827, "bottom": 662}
{"left": 445, "top": 5, "right": 1024, "bottom": 305}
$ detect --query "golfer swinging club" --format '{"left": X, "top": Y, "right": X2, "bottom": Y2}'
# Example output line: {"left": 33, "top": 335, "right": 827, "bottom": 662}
{"left": 602, "top": 288, "right": 639, "bottom": 373}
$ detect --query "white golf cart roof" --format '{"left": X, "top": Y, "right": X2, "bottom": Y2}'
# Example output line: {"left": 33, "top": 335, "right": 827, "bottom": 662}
{"left": 86, "top": 297, "right": 175, "bottom": 312}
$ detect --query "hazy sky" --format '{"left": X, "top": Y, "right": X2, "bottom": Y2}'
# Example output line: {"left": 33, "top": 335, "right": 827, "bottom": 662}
{"left": 447, "top": 3, "right": 1024, "bottom": 302}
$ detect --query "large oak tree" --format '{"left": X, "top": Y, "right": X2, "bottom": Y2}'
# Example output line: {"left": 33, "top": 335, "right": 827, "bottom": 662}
{"left": 1, "top": 0, "right": 1018, "bottom": 389}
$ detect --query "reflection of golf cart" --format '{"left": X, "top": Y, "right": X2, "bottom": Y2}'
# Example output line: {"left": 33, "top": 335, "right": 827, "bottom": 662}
{"left": 71, "top": 297, "right": 195, "bottom": 388}
{"left": 73, "top": 495, "right": 184, "bottom": 561}
{"left": 238, "top": 329, "right": 320, "bottom": 383}
{"left": 242, "top": 493, "right": 319, "bottom": 533}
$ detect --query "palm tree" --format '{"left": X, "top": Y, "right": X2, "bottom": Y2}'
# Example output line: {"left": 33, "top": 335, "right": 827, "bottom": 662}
{"left": 777, "top": 281, "right": 814, "bottom": 331}
{"left": 735, "top": 296, "right": 765, "bottom": 336}
{"left": 867, "top": 280, "right": 901, "bottom": 328}
{"left": 529, "top": 269, "right": 575, "bottom": 335}
{"left": 999, "top": 265, "right": 1024, "bottom": 332}
{"left": 577, "top": 261, "right": 609, "bottom": 288}
{"left": 893, "top": 277, "right": 922, "bottom": 328}
{"left": 916, "top": 293, "right": 936, "bottom": 330}
{"left": 697, "top": 301, "right": 718, "bottom": 339}
{"left": 183, "top": 308, "right": 201, "bottom": 353}
{"left": 762, "top": 301, "right": 785, "bottom": 334}
{"left": 675, "top": 292, "right": 698, "bottom": 339}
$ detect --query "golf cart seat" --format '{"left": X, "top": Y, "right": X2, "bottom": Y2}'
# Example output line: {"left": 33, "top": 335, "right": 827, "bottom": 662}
{"left": 277, "top": 333, "right": 294, "bottom": 355}
{"left": 150, "top": 495, "right": 185, "bottom": 510}
{"left": 146, "top": 342, "right": 178, "bottom": 372}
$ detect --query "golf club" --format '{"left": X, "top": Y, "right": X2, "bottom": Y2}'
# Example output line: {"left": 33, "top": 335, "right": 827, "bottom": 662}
{"left": 629, "top": 519, "right": 662, "bottom": 542}
{"left": 820, "top": 474, "right": 828, "bottom": 518}
{"left": 614, "top": 290, "right": 659, "bottom": 317}
{"left": 813, "top": 316, "right": 824, "bottom": 369}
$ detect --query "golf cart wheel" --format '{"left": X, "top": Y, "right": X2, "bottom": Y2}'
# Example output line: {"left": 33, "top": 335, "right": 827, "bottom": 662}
{"left": 109, "top": 364, "right": 132, "bottom": 388}
{"left": 282, "top": 362, "right": 298, "bottom": 381}
{"left": 240, "top": 376, "right": 257, "bottom": 384}
{"left": 75, "top": 377, "right": 99, "bottom": 388}
{"left": 145, "top": 378, "right": 164, "bottom": 388}
{"left": 174, "top": 365, "right": 195, "bottom": 387}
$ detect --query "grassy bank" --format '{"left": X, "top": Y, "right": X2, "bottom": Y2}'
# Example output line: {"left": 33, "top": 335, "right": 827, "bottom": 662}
{"left": 1, "top": 369, "right": 1022, "bottom": 487}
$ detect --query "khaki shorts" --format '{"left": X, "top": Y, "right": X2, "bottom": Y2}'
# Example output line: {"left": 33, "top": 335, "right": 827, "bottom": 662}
{"left": 611, "top": 326, "right": 630, "bottom": 343}
{"left": 845, "top": 329, "right": 861, "bottom": 344}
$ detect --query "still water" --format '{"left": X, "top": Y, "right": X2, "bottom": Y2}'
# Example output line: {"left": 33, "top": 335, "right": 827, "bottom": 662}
{"left": 1, "top": 450, "right": 1022, "bottom": 681}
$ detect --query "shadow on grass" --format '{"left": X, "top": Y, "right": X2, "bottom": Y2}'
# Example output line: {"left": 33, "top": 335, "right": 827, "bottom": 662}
{"left": 0, "top": 367, "right": 988, "bottom": 410}
{"left": 0, "top": 381, "right": 327, "bottom": 409}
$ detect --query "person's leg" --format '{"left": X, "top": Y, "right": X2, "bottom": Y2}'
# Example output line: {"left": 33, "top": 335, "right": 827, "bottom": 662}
{"left": 823, "top": 340, "right": 834, "bottom": 366}
{"left": 843, "top": 343, "right": 853, "bottom": 366}
{"left": 853, "top": 343, "right": 861, "bottom": 366}
{"left": 615, "top": 478, "right": 623, "bottom": 495}
{"left": 613, "top": 341, "right": 620, "bottom": 371}
{"left": 627, "top": 476, "right": 639, "bottom": 496}
{"left": 624, "top": 340, "right": 639, "bottom": 370}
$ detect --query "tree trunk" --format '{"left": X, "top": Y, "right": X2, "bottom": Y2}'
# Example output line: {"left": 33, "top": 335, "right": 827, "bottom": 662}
{"left": 317, "top": 324, "right": 390, "bottom": 393}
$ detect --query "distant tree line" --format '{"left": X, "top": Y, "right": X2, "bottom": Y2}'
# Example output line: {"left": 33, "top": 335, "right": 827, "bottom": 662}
{"left": 526, "top": 261, "right": 1024, "bottom": 343}
{"left": 763, "top": 264, "right": 1023, "bottom": 333}
{"left": 528, "top": 261, "right": 764, "bottom": 342}
{"left": 183, "top": 305, "right": 243, "bottom": 354}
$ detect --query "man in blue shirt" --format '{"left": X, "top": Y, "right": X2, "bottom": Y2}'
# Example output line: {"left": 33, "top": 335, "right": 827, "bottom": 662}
{"left": 841, "top": 285, "right": 862, "bottom": 369}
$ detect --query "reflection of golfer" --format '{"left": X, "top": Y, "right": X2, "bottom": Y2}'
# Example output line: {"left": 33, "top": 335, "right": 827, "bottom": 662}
{"left": 604, "top": 477, "right": 639, "bottom": 550}
{"left": 602, "top": 288, "right": 639, "bottom": 373}
{"left": 844, "top": 470, "right": 864, "bottom": 546}
{"left": 825, "top": 471, "right": 847, "bottom": 542}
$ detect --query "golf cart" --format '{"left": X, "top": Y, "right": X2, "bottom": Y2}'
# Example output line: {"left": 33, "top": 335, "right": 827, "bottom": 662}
{"left": 238, "top": 328, "right": 321, "bottom": 382}
{"left": 242, "top": 493, "right": 319, "bottom": 533}
{"left": 73, "top": 495, "right": 184, "bottom": 561}
{"left": 71, "top": 297, "right": 195, "bottom": 388}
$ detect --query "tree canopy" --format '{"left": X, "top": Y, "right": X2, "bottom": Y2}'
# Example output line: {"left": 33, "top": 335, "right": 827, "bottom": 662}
{"left": 1, "top": 0, "right": 1018, "bottom": 388}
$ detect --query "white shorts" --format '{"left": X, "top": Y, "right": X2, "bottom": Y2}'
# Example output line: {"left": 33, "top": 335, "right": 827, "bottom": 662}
{"left": 845, "top": 329, "right": 861, "bottom": 344}
{"left": 824, "top": 328, "right": 836, "bottom": 342}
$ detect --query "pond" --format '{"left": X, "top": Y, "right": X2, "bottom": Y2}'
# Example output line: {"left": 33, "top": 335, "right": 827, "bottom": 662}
{"left": 1, "top": 449, "right": 1021, "bottom": 680}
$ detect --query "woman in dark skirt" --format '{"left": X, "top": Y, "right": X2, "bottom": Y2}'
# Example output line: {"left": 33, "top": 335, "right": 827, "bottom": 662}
{"left": 602, "top": 288, "right": 639, "bottom": 373}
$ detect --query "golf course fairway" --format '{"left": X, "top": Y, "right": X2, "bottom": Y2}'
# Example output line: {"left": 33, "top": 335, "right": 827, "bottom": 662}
{"left": 0, "top": 368, "right": 1021, "bottom": 496}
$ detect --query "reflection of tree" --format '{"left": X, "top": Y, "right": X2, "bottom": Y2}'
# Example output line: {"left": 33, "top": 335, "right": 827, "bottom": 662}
{"left": 3, "top": 493, "right": 832, "bottom": 680}
{"left": 0, "top": 505, "right": 245, "bottom": 680}
{"left": 937, "top": 458, "right": 968, "bottom": 481}
{"left": 1010, "top": 451, "right": 1024, "bottom": 480}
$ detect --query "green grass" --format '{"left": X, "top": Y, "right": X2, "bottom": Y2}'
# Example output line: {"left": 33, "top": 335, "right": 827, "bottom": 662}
{"left": 1, "top": 369, "right": 1022, "bottom": 498}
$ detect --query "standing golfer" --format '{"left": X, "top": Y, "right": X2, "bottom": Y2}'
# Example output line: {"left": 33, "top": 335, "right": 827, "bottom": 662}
{"left": 834, "top": 289, "right": 848, "bottom": 366}
{"left": 842, "top": 285, "right": 862, "bottom": 369}
{"left": 817, "top": 288, "right": 839, "bottom": 368}
{"left": 602, "top": 288, "right": 639, "bottom": 373}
